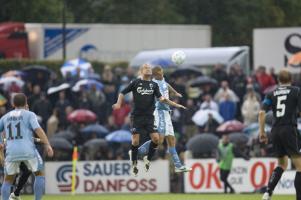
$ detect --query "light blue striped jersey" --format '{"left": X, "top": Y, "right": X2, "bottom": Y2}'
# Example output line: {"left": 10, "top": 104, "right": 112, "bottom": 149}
{"left": 0, "top": 109, "right": 40, "bottom": 162}
{"left": 153, "top": 78, "right": 170, "bottom": 111}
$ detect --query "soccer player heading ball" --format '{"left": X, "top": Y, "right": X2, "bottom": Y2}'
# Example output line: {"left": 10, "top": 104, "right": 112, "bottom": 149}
{"left": 113, "top": 64, "right": 186, "bottom": 176}
{"left": 259, "top": 69, "right": 301, "bottom": 200}
{"left": 137, "top": 65, "right": 191, "bottom": 173}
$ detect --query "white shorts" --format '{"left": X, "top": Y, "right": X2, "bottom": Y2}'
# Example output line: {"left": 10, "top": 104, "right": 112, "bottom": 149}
{"left": 154, "top": 109, "right": 175, "bottom": 136}
{"left": 4, "top": 149, "right": 44, "bottom": 175}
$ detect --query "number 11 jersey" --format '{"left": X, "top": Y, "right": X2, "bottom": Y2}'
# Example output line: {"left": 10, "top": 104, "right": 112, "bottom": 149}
{"left": 0, "top": 109, "right": 40, "bottom": 162}
{"left": 263, "top": 85, "right": 301, "bottom": 127}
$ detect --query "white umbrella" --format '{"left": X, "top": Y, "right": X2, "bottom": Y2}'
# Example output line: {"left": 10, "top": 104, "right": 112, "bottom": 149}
{"left": 192, "top": 109, "right": 224, "bottom": 126}
{"left": 0, "top": 77, "right": 24, "bottom": 90}
{"left": 47, "top": 83, "right": 70, "bottom": 95}
{"left": 72, "top": 79, "right": 103, "bottom": 92}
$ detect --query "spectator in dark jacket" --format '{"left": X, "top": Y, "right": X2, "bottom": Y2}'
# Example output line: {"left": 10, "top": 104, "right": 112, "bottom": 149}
{"left": 212, "top": 64, "right": 228, "bottom": 84}
{"left": 55, "top": 91, "right": 71, "bottom": 128}
{"left": 32, "top": 92, "right": 52, "bottom": 128}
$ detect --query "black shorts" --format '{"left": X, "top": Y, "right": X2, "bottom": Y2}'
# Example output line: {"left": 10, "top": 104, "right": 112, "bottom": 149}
{"left": 130, "top": 115, "right": 157, "bottom": 135}
{"left": 271, "top": 125, "right": 301, "bottom": 157}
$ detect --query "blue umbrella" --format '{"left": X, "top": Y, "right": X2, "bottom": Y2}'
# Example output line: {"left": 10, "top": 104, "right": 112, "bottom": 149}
{"left": 81, "top": 124, "right": 109, "bottom": 138}
{"left": 61, "top": 58, "right": 92, "bottom": 78}
{"left": 72, "top": 79, "right": 104, "bottom": 92}
{"left": 105, "top": 130, "right": 132, "bottom": 143}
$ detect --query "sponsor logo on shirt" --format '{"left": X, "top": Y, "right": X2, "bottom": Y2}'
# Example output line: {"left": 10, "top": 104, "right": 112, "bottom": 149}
{"left": 137, "top": 87, "right": 154, "bottom": 95}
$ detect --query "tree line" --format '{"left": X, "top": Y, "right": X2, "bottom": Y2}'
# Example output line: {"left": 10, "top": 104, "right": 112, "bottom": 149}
{"left": 1, "top": 0, "right": 301, "bottom": 46}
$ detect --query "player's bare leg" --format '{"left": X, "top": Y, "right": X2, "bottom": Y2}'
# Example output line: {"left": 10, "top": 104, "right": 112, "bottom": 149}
{"left": 291, "top": 155, "right": 301, "bottom": 200}
{"left": 2, "top": 175, "right": 15, "bottom": 200}
{"left": 143, "top": 132, "right": 159, "bottom": 172}
{"left": 129, "top": 134, "right": 140, "bottom": 176}
{"left": 166, "top": 135, "right": 191, "bottom": 173}
{"left": 262, "top": 156, "right": 288, "bottom": 200}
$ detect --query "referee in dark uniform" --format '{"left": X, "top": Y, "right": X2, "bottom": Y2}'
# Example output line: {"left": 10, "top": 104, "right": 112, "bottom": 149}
{"left": 113, "top": 64, "right": 186, "bottom": 176}
{"left": 259, "top": 69, "right": 301, "bottom": 200}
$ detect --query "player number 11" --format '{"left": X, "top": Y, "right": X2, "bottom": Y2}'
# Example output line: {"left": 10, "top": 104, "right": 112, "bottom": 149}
{"left": 276, "top": 95, "right": 287, "bottom": 117}
{"left": 7, "top": 122, "right": 23, "bottom": 140}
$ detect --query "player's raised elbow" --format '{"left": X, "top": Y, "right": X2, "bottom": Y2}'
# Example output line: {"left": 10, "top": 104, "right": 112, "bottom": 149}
{"left": 159, "top": 97, "right": 166, "bottom": 102}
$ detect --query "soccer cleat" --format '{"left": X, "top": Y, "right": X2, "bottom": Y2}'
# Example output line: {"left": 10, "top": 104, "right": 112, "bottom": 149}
{"left": 9, "top": 193, "right": 21, "bottom": 200}
{"left": 131, "top": 161, "right": 139, "bottom": 177}
{"left": 175, "top": 165, "right": 192, "bottom": 173}
{"left": 129, "top": 150, "right": 138, "bottom": 176}
{"left": 262, "top": 192, "right": 271, "bottom": 200}
{"left": 143, "top": 156, "right": 151, "bottom": 172}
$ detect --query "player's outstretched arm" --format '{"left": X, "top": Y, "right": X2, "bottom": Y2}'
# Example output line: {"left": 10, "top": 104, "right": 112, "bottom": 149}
{"left": 168, "top": 84, "right": 182, "bottom": 98}
{"left": 112, "top": 93, "right": 125, "bottom": 110}
{"left": 159, "top": 97, "right": 186, "bottom": 109}
{"left": 258, "top": 109, "right": 268, "bottom": 144}
{"left": 35, "top": 128, "right": 54, "bottom": 157}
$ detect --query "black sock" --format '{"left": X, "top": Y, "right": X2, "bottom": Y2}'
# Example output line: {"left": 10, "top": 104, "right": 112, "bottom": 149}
{"left": 147, "top": 141, "right": 158, "bottom": 161}
{"left": 14, "top": 170, "right": 31, "bottom": 196}
{"left": 295, "top": 172, "right": 301, "bottom": 200}
{"left": 267, "top": 166, "right": 284, "bottom": 196}
{"left": 131, "top": 145, "right": 138, "bottom": 164}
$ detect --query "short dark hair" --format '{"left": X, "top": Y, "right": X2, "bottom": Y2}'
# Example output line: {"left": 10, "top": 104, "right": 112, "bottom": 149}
{"left": 12, "top": 93, "right": 27, "bottom": 108}
{"left": 152, "top": 65, "right": 163, "bottom": 76}
{"left": 278, "top": 69, "right": 292, "bottom": 84}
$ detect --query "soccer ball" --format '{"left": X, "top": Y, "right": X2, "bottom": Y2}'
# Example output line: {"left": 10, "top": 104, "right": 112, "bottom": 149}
{"left": 171, "top": 50, "right": 186, "bottom": 65}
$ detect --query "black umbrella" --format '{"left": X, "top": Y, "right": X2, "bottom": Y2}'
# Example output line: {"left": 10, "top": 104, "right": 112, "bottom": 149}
{"left": 22, "top": 65, "right": 54, "bottom": 84}
{"left": 49, "top": 137, "right": 73, "bottom": 150}
{"left": 189, "top": 76, "right": 218, "bottom": 87}
{"left": 186, "top": 133, "right": 219, "bottom": 155}
{"left": 228, "top": 132, "right": 249, "bottom": 145}
{"left": 170, "top": 67, "right": 203, "bottom": 78}
{"left": 52, "top": 131, "right": 75, "bottom": 141}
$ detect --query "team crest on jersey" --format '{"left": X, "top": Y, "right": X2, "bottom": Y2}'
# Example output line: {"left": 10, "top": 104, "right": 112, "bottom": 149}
{"left": 149, "top": 83, "right": 153, "bottom": 89}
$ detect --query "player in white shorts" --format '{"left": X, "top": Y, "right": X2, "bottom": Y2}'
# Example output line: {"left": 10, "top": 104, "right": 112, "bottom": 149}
{"left": 0, "top": 93, "right": 53, "bottom": 200}
{"left": 138, "top": 66, "right": 191, "bottom": 173}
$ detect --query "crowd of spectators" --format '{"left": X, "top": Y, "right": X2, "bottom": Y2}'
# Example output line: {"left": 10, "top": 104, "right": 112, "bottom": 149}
{"left": 0, "top": 64, "right": 290, "bottom": 163}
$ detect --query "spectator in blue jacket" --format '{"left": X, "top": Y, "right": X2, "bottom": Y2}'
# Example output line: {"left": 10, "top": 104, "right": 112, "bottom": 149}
{"left": 219, "top": 94, "right": 236, "bottom": 121}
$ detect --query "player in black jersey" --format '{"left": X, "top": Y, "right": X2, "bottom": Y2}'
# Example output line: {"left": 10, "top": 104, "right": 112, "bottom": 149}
{"left": 259, "top": 69, "right": 301, "bottom": 200}
{"left": 112, "top": 64, "right": 186, "bottom": 176}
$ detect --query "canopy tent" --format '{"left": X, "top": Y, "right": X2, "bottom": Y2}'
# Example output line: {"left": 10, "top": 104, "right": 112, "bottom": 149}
{"left": 130, "top": 46, "right": 250, "bottom": 74}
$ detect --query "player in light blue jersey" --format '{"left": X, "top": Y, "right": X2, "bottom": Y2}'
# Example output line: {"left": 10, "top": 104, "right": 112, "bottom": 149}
{"left": 138, "top": 66, "right": 191, "bottom": 173}
{"left": 0, "top": 93, "right": 53, "bottom": 200}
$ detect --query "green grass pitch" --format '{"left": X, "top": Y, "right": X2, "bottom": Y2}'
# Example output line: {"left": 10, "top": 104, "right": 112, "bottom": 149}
{"left": 20, "top": 194, "right": 294, "bottom": 200}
